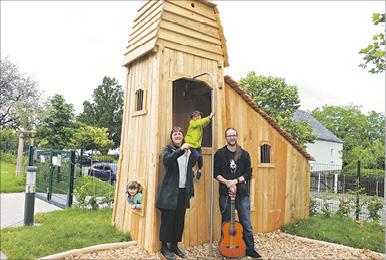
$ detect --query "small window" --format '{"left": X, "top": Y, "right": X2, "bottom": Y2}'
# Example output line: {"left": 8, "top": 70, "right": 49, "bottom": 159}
{"left": 260, "top": 144, "right": 271, "bottom": 163}
{"left": 135, "top": 89, "right": 144, "bottom": 111}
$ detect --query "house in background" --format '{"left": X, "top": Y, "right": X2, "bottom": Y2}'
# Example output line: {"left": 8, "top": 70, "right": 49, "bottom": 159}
{"left": 293, "top": 110, "right": 344, "bottom": 192}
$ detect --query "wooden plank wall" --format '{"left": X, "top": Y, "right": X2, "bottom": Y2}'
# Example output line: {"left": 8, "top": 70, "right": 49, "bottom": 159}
{"left": 157, "top": 46, "right": 224, "bottom": 249}
{"left": 221, "top": 82, "right": 310, "bottom": 233}
{"left": 113, "top": 51, "right": 161, "bottom": 252}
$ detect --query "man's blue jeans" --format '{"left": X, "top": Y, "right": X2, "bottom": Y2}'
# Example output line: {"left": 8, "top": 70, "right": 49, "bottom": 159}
{"left": 219, "top": 193, "right": 255, "bottom": 252}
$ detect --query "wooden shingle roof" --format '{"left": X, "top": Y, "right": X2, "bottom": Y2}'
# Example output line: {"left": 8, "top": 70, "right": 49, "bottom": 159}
{"left": 123, "top": 0, "right": 229, "bottom": 67}
{"left": 224, "top": 75, "right": 314, "bottom": 161}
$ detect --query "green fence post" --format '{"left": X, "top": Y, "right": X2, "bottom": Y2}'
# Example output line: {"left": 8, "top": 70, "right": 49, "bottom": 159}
{"left": 67, "top": 151, "right": 75, "bottom": 207}
{"left": 48, "top": 149, "right": 54, "bottom": 201}
{"left": 80, "top": 148, "right": 83, "bottom": 177}
{"left": 355, "top": 160, "right": 361, "bottom": 220}
{"left": 28, "top": 146, "right": 34, "bottom": 166}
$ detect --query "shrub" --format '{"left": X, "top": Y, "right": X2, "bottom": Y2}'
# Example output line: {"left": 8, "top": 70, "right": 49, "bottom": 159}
{"left": 73, "top": 176, "right": 114, "bottom": 210}
{"left": 1, "top": 152, "right": 17, "bottom": 164}
{"left": 367, "top": 197, "right": 384, "bottom": 222}
{"left": 336, "top": 198, "right": 352, "bottom": 217}
{"left": 309, "top": 197, "right": 318, "bottom": 216}
{"left": 342, "top": 167, "right": 384, "bottom": 180}
{"left": 92, "top": 154, "right": 118, "bottom": 163}
{"left": 321, "top": 199, "right": 332, "bottom": 217}
{"left": 348, "top": 184, "right": 366, "bottom": 218}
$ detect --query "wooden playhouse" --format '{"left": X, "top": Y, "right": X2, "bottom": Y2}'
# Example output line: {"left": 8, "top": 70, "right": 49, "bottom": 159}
{"left": 112, "top": 0, "right": 312, "bottom": 253}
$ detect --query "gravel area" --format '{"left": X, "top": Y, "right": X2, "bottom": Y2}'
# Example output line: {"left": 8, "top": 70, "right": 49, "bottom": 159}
{"left": 66, "top": 230, "right": 384, "bottom": 259}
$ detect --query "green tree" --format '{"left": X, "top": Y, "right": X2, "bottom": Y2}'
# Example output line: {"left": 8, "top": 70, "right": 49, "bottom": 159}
{"left": 312, "top": 105, "right": 385, "bottom": 169}
{"left": 72, "top": 125, "right": 114, "bottom": 154}
{"left": 37, "top": 95, "right": 78, "bottom": 149}
{"left": 239, "top": 71, "right": 316, "bottom": 146}
{"left": 78, "top": 76, "right": 123, "bottom": 149}
{"left": 0, "top": 57, "right": 43, "bottom": 130}
{"left": 359, "top": 13, "right": 385, "bottom": 74}
{"left": 0, "top": 127, "right": 18, "bottom": 153}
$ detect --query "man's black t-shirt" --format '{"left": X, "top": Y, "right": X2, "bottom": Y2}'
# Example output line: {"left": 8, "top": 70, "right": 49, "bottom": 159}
{"left": 213, "top": 145, "right": 252, "bottom": 196}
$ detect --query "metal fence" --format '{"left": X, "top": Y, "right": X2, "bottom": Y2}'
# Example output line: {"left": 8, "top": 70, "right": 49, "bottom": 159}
{"left": 29, "top": 147, "right": 118, "bottom": 208}
{"left": 31, "top": 147, "right": 75, "bottom": 208}
{"left": 310, "top": 163, "right": 384, "bottom": 197}
{"left": 310, "top": 162, "right": 385, "bottom": 222}
{"left": 71, "top": 153, "right": 118, "bottom": 208}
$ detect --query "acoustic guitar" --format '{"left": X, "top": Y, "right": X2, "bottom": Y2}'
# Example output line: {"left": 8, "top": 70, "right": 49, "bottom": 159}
{"left": 218, "top": 193, "right": 246, "bottom": 258}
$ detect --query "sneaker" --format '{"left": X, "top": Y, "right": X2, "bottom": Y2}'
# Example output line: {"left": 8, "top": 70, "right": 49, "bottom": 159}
{"left": 160, "top": 247, "right": 176, "bottom": 260}
{"left": 170, "top": 245, "right": 186, "bottom": 258}
{"left": 246, "top": 249, "right": 262, "bottom": 259}
{"left": 195, "top": 170, "right": 202, "bottom": 180}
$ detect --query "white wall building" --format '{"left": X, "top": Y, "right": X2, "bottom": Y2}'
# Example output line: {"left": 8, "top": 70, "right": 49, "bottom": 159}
{"left": 293, "top": 110, "right": 344, "bottom": 192}
{"left": 293, "top": 110, "right": 343, "bottom": 168}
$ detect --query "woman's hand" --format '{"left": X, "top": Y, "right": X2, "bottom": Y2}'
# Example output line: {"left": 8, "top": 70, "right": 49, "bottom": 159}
{"left": 210, "top": 112, "right": 216, "bottom": 119}
{"left": 181, "top": 143, "right": 190, "bottom": 151}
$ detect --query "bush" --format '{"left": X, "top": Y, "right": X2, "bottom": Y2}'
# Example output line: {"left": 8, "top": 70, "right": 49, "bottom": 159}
{"left": 367, "top": 197, "right": 384, "bottom": 222}
{"left": 1, "top": 152, "right": 17, "bottom": 164}
{"left": 309, "top": 197, "right": 318, "bottom": 216}
{"left": 73, "top": 176, "right": 115, "bottom": 210}
{"left": 336, "top": 198, "right": 352, "bottom": 217}
{"left": 342, "top": 167, "right": 384, "bottom": 180}
{"left": 321, "top": 199, "right": 332, "bottom": 217}
{"left": 92, "top": 154, "right": 118, "bottom": 163}
{"left": 0, "top": 128, "right": 18, "bottom": 153}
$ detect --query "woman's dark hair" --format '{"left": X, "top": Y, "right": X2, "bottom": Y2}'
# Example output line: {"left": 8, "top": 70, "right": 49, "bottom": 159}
{"left": 225, "top": 127, "right": 242, "bottom": 161}
{"left": 169, "top": 126, "right": 184, "bottom": 146}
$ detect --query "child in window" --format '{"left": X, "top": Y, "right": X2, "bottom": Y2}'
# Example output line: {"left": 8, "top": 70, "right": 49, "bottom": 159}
{"left": 126, "top": 181, "right": 142, "bottom": 209}
{"left": 185, "top": 110, "right": 215, "bottom": 180}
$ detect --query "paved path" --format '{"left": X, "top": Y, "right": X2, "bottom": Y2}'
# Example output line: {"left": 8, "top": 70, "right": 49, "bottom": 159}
{"left": 1, "top": 193, "right": 62, "bottom": 259}
{"left": 1, "top": 193, "right": 62, "bottom": 228}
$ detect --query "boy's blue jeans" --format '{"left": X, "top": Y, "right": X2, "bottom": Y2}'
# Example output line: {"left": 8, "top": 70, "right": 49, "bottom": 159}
{"left": 219, "top": 193, "right": 255, "bottom": 253}
{"left": 190, "top": 147, "right": 203, "bottom": 169}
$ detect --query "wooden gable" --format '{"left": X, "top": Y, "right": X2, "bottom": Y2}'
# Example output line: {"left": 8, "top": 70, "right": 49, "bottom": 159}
{"left": 123, "top": 0, "right": 229, "bottom": 67}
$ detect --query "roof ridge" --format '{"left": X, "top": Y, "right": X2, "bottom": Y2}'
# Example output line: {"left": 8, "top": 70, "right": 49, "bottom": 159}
{"left": 293, "top": 110, "right": 343, "bottom": 143}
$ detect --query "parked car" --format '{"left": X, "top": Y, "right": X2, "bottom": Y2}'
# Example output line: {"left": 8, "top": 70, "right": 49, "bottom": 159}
{"left": 88, "top": 162, "right": 117, "bottom": 184}
{"left": 76, "top": 153, "right": 92, "bottom": 166}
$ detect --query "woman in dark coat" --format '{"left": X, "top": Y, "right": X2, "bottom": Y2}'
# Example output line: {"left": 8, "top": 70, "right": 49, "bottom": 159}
{"left": 156, "top": 126, "right": 194, "bottom": 260}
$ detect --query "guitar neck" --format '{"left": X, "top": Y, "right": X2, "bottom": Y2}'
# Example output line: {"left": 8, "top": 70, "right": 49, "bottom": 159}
{"left": 230, "top": 198, "right": 235, "bottom": 234}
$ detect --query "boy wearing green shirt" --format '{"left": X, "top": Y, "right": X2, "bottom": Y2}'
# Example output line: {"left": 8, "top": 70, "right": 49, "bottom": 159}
{"left": 185, "top": 110, "right": 214, "bottom": 180}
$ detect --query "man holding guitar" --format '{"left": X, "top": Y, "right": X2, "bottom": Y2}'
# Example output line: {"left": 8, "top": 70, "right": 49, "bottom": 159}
{"left": 214, "top": 128, "right": 262, "bottom": 259}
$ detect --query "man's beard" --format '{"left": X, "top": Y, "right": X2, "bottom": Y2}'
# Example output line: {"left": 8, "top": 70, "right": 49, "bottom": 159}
{"left": 227, "top": 141, "right": 237, "bottom": 147}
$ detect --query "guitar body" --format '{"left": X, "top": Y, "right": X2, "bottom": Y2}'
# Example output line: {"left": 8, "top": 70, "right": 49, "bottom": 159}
{"left": 218, "top": 220, "right": 246, "bottom": 258}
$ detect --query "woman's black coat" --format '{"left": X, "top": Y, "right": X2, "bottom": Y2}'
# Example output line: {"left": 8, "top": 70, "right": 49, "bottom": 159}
{"left": 156, "top": 144, "right": 195, "bottom": 210}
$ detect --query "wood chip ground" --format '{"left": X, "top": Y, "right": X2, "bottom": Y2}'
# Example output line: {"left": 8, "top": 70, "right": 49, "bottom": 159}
{"left": 66, "top": 230, "right": 384, "bottom": 259}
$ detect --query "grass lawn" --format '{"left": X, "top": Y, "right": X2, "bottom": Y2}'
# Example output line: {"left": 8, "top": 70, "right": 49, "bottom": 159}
{"left": 281, "top": 214, "right": 385, "bottom": 253}
{"left": 0, "top": 208, "right": 130, "bottom": 259}
{"left": 0, "top": 161, "right": 25, "bottom": 193}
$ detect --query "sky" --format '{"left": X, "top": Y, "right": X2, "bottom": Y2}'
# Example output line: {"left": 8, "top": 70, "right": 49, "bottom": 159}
{"left": 1, "top": 1, "right": 385, "bottom": 115}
